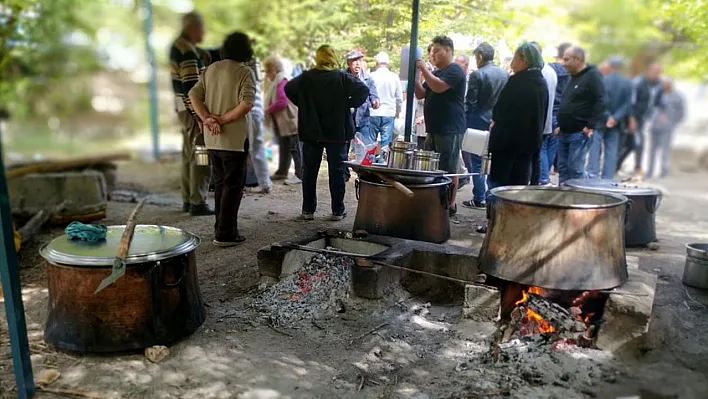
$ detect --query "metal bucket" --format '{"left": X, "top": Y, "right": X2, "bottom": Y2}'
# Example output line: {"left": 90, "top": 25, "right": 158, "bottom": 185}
{"left": 194, "top": 145, "right": 209, "bottom": 166}
{"left": 387, "top": 148, "right": 413, "bottom": 169}
{"left": 412, "top": 150, "right": 441, "bottom": 171}
{"left": 479, "top": 186, "right": 630, "bottom": 291}
{"left": 683, "top": 243, "right": 708, "bottom": 289}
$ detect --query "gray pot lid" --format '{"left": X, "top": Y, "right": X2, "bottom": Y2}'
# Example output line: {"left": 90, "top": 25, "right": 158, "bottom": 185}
{"left": 563, "top": 179, "right": 661, "bottom": 196}
{"left": 40, "top": 225, "right": 200, "bottom": 267}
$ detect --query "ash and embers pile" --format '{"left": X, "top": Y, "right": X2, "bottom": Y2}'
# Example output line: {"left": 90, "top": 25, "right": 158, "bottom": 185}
{"left": 252, "top": 250, "right": 353, "bottom": 328}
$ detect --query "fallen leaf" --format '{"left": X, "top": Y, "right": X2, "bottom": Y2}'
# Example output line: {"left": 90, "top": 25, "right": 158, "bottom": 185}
{"left": 36, "top": 369, "right": 60, "bottom": 386}
{"left": 144, "top": 345, "right": 170, "bottom": 363}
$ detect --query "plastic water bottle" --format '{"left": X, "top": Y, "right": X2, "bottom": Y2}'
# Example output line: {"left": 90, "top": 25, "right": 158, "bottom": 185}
{"left": 265, "top": 147, "right": 273, "bottom": 162}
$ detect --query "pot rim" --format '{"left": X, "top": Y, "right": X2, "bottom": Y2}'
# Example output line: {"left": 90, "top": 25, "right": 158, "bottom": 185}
{"left": 489, "top": 185, "right": 629, "bottom": 210}
{"left": 358, "top": 176, "right": 451, "bottom": 188}
{"left": 686, "top": 243, "right": 708, "bottom": 260}
{"left": 40, "top": 225, "right": 201, "bottom": 267}
{"left": 563, "top": 178, "right": 662, "bottom": 196}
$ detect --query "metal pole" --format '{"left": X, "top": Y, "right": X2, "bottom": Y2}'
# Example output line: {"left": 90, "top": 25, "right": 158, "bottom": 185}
{"left": 403, "top": 0, "right": 420, "bottom": 142}
{"left": 0, "top": 131, "right": 35, "bottom": 398}
{"left": 142, "top": 0, "right": 160, "bottom": 161}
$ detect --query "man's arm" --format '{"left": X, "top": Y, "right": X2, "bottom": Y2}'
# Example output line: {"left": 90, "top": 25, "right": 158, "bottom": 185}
{"left": 465, "top": 71, "right": 480, "bottom": 125}
{"left": 220, "top": 71, "right": 257, "bottom": 124}
{"left": 414, "top": 70, "right": 427, "bottom": 99}
{"left": 188, "top": 75, "right": 209, "bottom": 122}
{"left": 367, "top": 76, "right": 379, "bottom": 104}
{"left": 344, "top": 73, "right": 369, "bottom": 108}
{"left": 179, "top": 51, "right": 203, "bottom": 116}
{"left": 284, "top": 76, "right": 301, "bottom": 106}
{"left": 420, "top": 66, "right": 450, "bottom": 94}
{"left": 588, "top": 73, "right": 607, "bottom": 131}
{"left": 611, "top": 79, "right": 633, "bottom": 122}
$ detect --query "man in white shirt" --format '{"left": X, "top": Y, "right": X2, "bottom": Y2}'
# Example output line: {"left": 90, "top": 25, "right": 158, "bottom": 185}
{"left": 370, "top": 52, "right": 403, "bottom": 155}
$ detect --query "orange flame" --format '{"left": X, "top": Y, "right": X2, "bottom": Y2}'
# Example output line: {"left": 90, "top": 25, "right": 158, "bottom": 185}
{"left": 526, "top": 307, "right": 555, "bottom": 333}
{"left": 515, "top": 286, "right": 555, "bottom": 334}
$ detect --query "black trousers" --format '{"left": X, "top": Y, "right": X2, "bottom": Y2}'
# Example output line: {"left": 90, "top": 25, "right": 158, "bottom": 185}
{"left": 274, "top": 134, "right": 303, "bottom": 179}
{"left": 302, "top": 141, "right": 348, "bottom": 215}
{"left": 208, "top": 141, "right": 249, "bottom": 241}
{"left": 488, "top": 150, "right": 534, "bottom": 189}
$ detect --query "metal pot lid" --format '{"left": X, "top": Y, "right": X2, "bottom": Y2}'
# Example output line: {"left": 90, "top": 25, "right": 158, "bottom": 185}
{"left": 40, "top": 225, "right": 200, "bottom": 267}
{"left": 564, "top": 179, "right": 661, "bottom": 196}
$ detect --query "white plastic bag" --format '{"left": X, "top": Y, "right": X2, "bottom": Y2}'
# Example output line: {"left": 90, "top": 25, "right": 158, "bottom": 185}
{"left": 353, "top": 132, "right": 377, "bottom": 165}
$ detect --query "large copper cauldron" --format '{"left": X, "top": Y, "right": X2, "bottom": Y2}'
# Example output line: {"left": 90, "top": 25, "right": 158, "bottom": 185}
{"left": 479, "top": 186, "right": 629, "bottom": 291}
{"left": 40, "top": 225, "right": 205, "bottom": 352}
{"left": 353, "top": 177, "right": 451, "bottom": 243}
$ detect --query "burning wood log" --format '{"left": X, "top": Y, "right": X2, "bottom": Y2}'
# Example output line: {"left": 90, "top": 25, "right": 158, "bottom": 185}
{"left": 517, "top": 293, "right": 586, "bottom": 335}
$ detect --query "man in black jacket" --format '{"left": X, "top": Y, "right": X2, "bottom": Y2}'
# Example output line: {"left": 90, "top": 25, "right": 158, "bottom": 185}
{"left": 555, "top": 46, "right": 606, "bottom": 184}
{"left": 461, "top": 42, "right": 508, "bottom": 209}
{"left": 617, "top": 62, "right": 663, "bottom": 175}
{"left": 587, "top": 57, "right": 632, "bottom": 179}
{"left": 285, "top": 45, "right": 369, "bottom": 221}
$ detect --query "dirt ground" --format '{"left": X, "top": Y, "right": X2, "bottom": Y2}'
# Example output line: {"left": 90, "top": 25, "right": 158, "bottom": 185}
{"left": 2, "top": 159, "right": 708, "bottom": 399}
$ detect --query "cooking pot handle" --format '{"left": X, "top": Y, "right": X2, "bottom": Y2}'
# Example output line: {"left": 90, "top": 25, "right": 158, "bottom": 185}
{"left": 624, "top": 200, "right": 633, "bottom": 227}
{"left": 156, "top": 258, "right": 188, "bottom": 288}
{"left": 355, "top": 179, "right": 360, "bottom": 201}
{"left": 439, "top": 183, "right": 450, "bottom": 209}
{"left": 646, "top": 193, "right": 662, "bottom": 214}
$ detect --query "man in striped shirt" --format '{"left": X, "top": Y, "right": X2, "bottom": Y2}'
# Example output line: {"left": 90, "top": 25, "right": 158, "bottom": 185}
{"left": 170, "top": 11, "right": 213, "bottom": 216}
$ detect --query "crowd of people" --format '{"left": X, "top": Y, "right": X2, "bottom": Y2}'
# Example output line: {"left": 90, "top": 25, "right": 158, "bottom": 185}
{"left": 169, "top": 11, "right": 685, "bottom": 247}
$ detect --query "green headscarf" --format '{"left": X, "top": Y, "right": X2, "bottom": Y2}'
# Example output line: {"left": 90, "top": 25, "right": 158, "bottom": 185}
{"left": 516, "top": 42, "right": 544, "bottom": 70}
{"left": 314, "top": 45, "right": 340, "bottom": 71}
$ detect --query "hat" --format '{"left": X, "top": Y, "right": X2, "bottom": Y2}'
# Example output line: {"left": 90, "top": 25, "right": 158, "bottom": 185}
{"left": 375, "top": 52, "right": 390, "bottom": 64}
{"left": 345, "top": 50, "right": 364, "bottom": 61}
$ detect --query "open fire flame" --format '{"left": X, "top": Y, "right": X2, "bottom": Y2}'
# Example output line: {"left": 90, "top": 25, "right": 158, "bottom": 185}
{"left": 514, "top": 286, "right": 596, "bottom": 336}
{"left": 514, "top": 286, "right": 556, "bottom": 334}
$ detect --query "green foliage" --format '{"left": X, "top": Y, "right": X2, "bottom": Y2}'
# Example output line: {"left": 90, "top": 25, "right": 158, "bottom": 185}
{"left": 559, "top": 0, "right": 708, "bottom": 78}
{"left": 0, "top": 0, "right": 100, "bottom": 118}
{"left": 195, "top": 0, "right": 511, "bottom": 68}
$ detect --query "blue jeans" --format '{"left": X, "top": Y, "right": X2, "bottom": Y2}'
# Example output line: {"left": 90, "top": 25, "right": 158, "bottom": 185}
{"left": 587, "top": 127, "right": 620, "bottom": 179}
{"left": 302, "top": 141, "right": 348, "bottom": 215}
{"left": 558, "top": 132, "right": 591, "bottom": 184}
{"left": 462, "top": 151, "right": 486, "bottom": 202}
{"left": 539, "top": 134, "right": 558, "bottom": 184}
{"left": 370, "top": 116, "right": 395, "bottom": 151}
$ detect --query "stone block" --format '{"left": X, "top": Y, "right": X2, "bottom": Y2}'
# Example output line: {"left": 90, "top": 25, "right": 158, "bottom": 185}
{"left": 257, "top": 237, "right": 325, "bottom": 279}
{"left": 8, "top": 171, "right": 107, "bottom": 219}
{"left": 351, "top": 263, "right": 401, "bottom": 299}
{"left": 596, "top": 268, "right": 658, "bottom": 353}
{"left": 463, "top": 284, "right": 501, "bottom": 321}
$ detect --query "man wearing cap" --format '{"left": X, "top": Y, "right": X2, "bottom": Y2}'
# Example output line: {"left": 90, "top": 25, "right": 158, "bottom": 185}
{"left": 345, "top": 49, "right": 379, "bottom": 180}
{"left": 345, "top": 50, "right": 380, "bottom": 141}
{"left": 370, "top": 52, "right": 402, "bottom": 157}
{"left": 587, "top": 57, "right": 632, "bottom": 179}
{"left": 170, "top": 11, "right": 213, "bottom": 216}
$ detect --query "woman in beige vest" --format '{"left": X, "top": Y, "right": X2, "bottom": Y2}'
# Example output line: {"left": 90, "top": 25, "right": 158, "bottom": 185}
{"left": 264, "top": 56, "right": 302, "bottom": 185}
{"left": 189, "top": 32, "right": 256, "bottom": 247}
